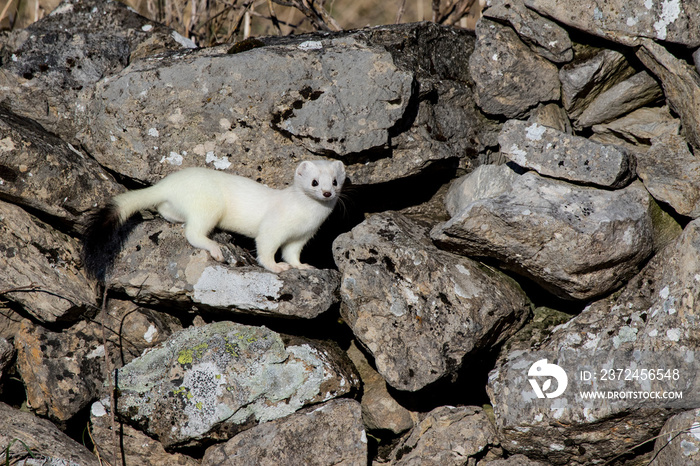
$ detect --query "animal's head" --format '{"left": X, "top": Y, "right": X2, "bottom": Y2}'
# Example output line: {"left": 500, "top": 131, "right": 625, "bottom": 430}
{"left": 295, "top": 160, "right": 346, "bottom": 202}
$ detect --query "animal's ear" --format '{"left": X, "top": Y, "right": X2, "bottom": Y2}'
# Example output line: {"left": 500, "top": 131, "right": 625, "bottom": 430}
{"left": 296, "top": 161, "right": 311, "bottom": 177}
{"left": 333, "top": 160, "right": 346, "bottom": 177}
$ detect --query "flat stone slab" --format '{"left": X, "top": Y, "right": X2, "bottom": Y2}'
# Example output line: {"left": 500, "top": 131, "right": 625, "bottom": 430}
{"left": 110, "top": 220, "right": 340, "bottom": 319}
{"left": 526, "top": 0, "right": 700, "bottom": 47}
{"left": 498, "top": 119, "right": 636, "bottom": 188}
{"left": 114, "top": 321, "right": 359, "bottom": 448}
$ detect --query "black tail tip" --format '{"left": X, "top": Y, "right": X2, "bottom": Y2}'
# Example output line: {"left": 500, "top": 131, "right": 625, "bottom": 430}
{"left": 81, "top": 204, "right": 136, "bottom": 283}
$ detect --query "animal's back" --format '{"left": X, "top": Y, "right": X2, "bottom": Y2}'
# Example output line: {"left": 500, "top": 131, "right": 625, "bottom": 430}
{"left": 156, "top": 167, "right": 276, "bottom": 237}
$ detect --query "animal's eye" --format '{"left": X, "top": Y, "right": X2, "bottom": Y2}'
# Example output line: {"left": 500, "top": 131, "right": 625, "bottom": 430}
{"left": 312, "top": 180, "right": 319, "bottom": 187}
{"left": 333, "top": 179, "right": 338, "bottom": 186}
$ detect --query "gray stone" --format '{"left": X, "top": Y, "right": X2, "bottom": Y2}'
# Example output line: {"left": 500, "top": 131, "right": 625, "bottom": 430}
{"left": 483, "top": 0, "right": 573, "bottom": 63}
{"left": 559, "top": 48, "right": 635, "bottom": 120}
{"left": 334, "top": 212, "right": 530, "bottom": 391}
{"left": 432, "top": 172, "right": 654, "bottom": 300}
{"left": 0, "top": 337, "right": 13, "bottom": 380}
{"left": 0, "top": 304, "right": 23, "bottom": 342}
{"left": 109, "top": 220, "right": 340, "bottom": 319}
{"left": 527, "top": 102, "right": 572, "bottom": 134}
{"left": 90, "top": 401, "right": 208, "bottom": 466}
{"left": 0, "top": 106, "right": 123, "bottom": 231}
{"left": 637, "top": 134, "right": 700, "bottom": 219}
{"left": 525, "top": 0, "right": 700, "bottom": 47}
{"left": 575, "top": 71, "right": 663, "bottom": 128}
{"left": 498, "top": 306, "right": 574, "bottom": 356}
{"left": 202, "top": 399, "right": 367, "bottom": 466}
{"left": 480, "top": 454, "right": 549, "bottom": 466}
{"left": 0, "top": 0, "right": 192, "bottom": 142}
{"left": 385, "top": 406, "right": 498, "bottom": 465}
{"left": 0, "top": 200, "right": 95, "bottom": 323}
{"left": 487, "top": 218, "right": 700, "bottom": 464}
{"left": 75, "top": 22, "right": 495, "bottom": 188}
{"left": 652, "top": 409, "right": 700, "bottom": 466}
{"left": 0, "top": 401, "right": 99, "bottom": 465}
{"left": 77, "top": 36, "right": 411, "bottom": 185}
{"left": 14, "top": 302, "right": 182, "bottom": 422}
{"left": 498, "top": 119, "right": 636, "bottom": 188}
{"left": 469, "top": 18, "right": 560, "bottom": 118}
{"left": 637, "top": 38, "right": 700, "bottom": 151}
{"left": 444, "top": 164, "right": 521, "bottom": 217}
{"left": 346, "top": 341, "right": 414, "bottom": 434}
{"left": 590, "top": 106, "right": 681, "bottom": 151}
{"left": 114, "top": 321, "right": 359, "bottom": 448}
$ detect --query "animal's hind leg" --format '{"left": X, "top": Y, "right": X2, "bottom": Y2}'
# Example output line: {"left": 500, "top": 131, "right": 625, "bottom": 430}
{"left": 184, "top": 218, "right": 224, "bottom": 262}
{"left": 281, "top": 239, "right": 313, "bottom": 270}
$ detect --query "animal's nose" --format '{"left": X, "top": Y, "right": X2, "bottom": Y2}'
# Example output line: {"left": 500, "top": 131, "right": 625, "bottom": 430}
{"left": 323, "top": 191, "right": 332, "bottom": 198}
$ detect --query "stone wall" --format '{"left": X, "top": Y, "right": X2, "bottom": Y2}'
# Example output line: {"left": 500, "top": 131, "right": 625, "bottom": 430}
{"left": 1, "top": 0, "right": 700, "bottom": 464}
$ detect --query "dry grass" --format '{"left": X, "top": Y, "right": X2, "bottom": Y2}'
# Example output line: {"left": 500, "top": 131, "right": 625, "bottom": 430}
{"left": 1, "top": 0, "right": 484, "bottom": 46}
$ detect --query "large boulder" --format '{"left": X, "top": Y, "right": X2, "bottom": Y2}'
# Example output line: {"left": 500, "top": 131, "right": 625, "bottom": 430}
{"left": 487, "top": 218, "right": 700, "bottom": 464}
{"left": 334, "top": 211, "right": 530, "bottom": 391}
{"left": 432, "top": 167, "right": 654, "bottom": 300}
{"left": 113, "top": 321, "right": 359, "bottom": 448}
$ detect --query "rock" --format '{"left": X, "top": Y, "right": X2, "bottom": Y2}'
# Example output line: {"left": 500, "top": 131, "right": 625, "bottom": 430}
{"left": 108, "top": 220, "right": 340, "bottom": 318}
{"left": 14, "top": 302, "right": 182, "bottom": 422}
{"left": 637, "top": 38, "right": 700, "bottom": 151}
{"left": 15, "top": 320, "right": 98, "bottom": 422}
{"left": 0, "top": 303, "right": 23, "bottom": 341}
{"left": 80, "top": 37, "right": 402, "bottom": 185}
{"left": 0, "top": 337, "right": 13, "bottom": 379}
{"left": 354, "top": 22, "right": 499, "bottom": 182}
{"left": 498, "top": 120, "right": 635, "bottom": 188}
{"left": 575, "top": 71, "right": 663, "bottom": 128}
{"left": 498, "top": 119, "right": 636, "bottom": 188}
{"left": 384, "top": 406, "right": 498, "bottom": 465}
{"left": 527, "top": 103, "right": 572, "bottom": 134}
{"left": 334, "top": 212, "right": 530, "bottom": 391}
{"left": 483, "top": 0, "right": 573, "bottom": 63}
{"left": 0, "top": 200, "right": 95, "bottom": 323}
{"left": 525, "top": 0, "right": 700, "bottom": 47}
{"left": 652, "top": 409, "right": 700, "bottom": 465}
{"left": 498, "top": 306, "right": 574, "bottom": 355}
{"left": 0, "top": 401, "right": 99, "bottom": 465}
{"left": 0, "top": 0, "right": 193, "bottom": 142}
{"left": 90, "top": 401, "right": 199, "bottom": 466}
{"left": 0, "top": 105, "right": 123, "bottom": 230}
{"left": 590, "top": 106, "right": 681, "bottom": 151}
{"left": 202, "top": 399, "right": 367, "bottom": 465}
{"left": 469, "top": 18, "right": 560, "bottom": 118}
{"left": 114, "top": 321, "right": 359, "bottom": 448}
{"left": 480, "top": 454, "right": 549, "bottom": 466}
{"left": 431, "top": 170, "right": 654, "bottom": 300}
{"left": 559, "top": 48, "right": 635, "bottom": 120}
{"left": 346, "top": 341, "right": 414, "bottom": 434}
{"left": 648, "top": 196, "right": 684, "bottom": 253}
{"left": 444, "top": 163, "right": 521, "bottom": 217}
{"left": 487, "top": 218, "right": 700, "bottom": 464}
{"left": 636, "top": 134, "right": 700, "bottom": 219}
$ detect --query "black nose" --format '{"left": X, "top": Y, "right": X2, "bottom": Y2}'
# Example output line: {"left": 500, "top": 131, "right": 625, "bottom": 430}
{"left": 323, "top": 191, "right": 332, "bottom": 198}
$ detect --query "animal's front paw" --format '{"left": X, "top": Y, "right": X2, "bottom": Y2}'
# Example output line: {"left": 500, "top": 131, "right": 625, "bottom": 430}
{"left": 209, "top": 246, "right": 225, "bottom": 262}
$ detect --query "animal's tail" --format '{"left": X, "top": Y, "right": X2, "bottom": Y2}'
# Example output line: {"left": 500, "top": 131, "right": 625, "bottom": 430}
{"left": 81, "top": 186, "right": 164, "bottom": 282}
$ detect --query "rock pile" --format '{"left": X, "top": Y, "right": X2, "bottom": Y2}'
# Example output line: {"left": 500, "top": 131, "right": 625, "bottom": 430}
{"left": 1, "top": 0, "right": 699, "bottom": 464}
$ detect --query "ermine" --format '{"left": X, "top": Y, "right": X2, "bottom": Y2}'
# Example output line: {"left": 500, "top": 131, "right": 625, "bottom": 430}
{"left": 82, "top": 160, "right": 345, "bottom": 281}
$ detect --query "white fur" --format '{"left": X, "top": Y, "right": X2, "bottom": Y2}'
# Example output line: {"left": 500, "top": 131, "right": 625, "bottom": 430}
{"left": 113, "top": 160, "right": 345, "bottom": 273}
